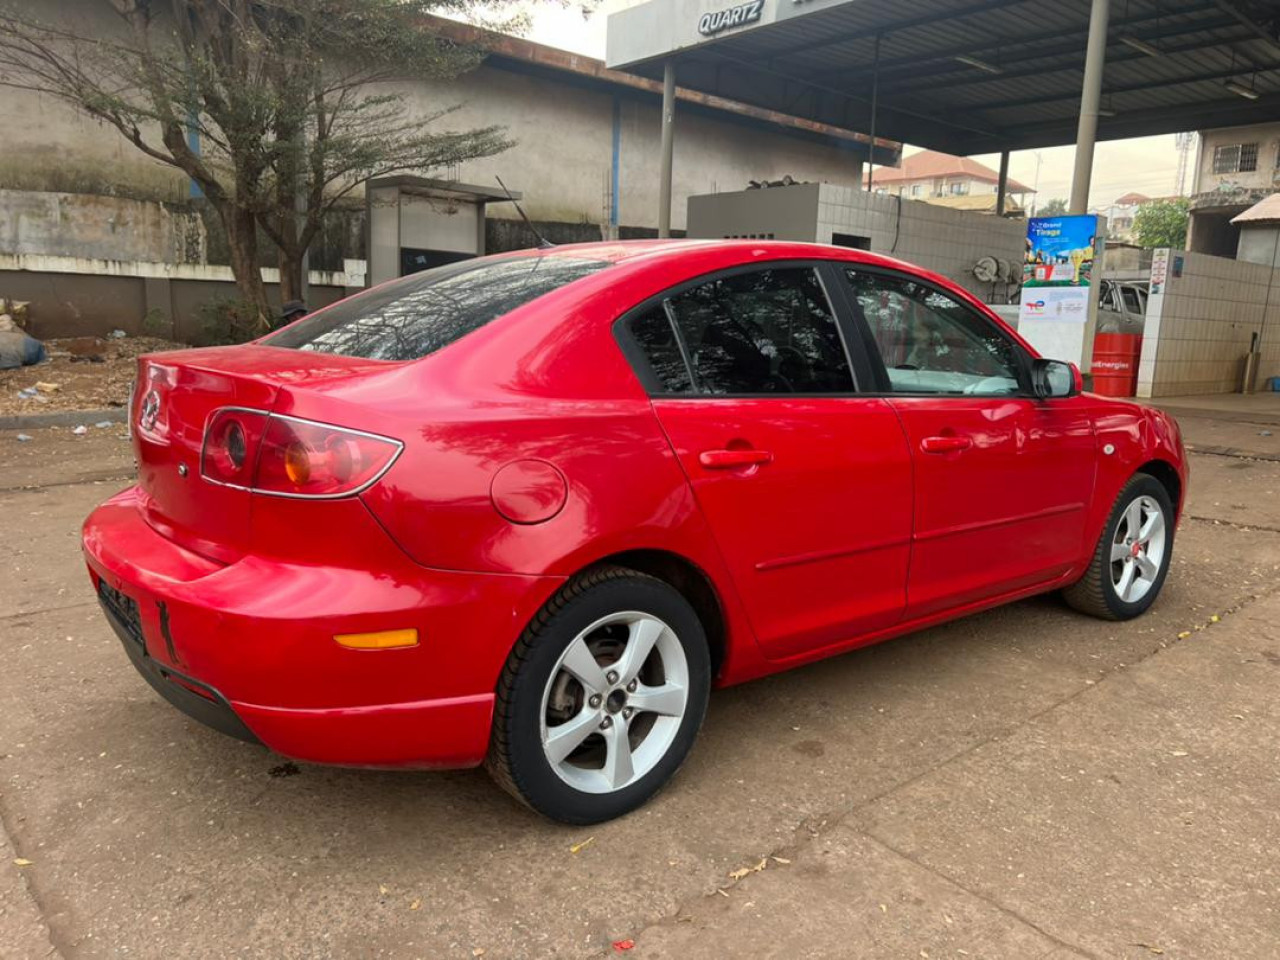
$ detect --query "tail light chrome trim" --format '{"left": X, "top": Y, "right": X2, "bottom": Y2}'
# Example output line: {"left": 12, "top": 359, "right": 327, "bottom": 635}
{"left": 199, "top": 407, "right": 404, "bottom": 500}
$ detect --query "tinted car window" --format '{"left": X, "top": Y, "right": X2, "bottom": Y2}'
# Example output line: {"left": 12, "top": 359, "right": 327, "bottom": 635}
{"left": 628, "top": 305, "right": 695, "bottom": 393}
{"left": 846, "top": 269, "right": 1022, "bottom": 396}
{"left": 632, "top": 267, "right": 852, "bottom": 395}
{"left": 266, "top": 255, "right": 610, "bottom": 360}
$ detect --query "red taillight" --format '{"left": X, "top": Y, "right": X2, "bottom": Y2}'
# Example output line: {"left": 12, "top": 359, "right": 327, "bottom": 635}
{"left": 201, "top": 410, "right": 401, "bottom": 498}
{"left": 201, "top": 409, "right": 268, "bottom": 487}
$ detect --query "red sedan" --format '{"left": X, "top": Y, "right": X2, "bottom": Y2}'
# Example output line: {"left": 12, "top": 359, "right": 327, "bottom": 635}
{"left": 83, "top": 241, "right": 1187, "bottom": 823}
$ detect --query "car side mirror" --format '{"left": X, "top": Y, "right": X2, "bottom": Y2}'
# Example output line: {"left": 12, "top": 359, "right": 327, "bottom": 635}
{"left": 1031, "top": 359, "right": 1080, "bottom": 399}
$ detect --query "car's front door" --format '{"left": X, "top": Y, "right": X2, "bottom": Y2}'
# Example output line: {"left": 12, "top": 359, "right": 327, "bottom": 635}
{"left": 617, "top": 263, "right": 913, "bottom": 661}
{"left": 840, "top": 267, "right": 1096, "bottom": 620}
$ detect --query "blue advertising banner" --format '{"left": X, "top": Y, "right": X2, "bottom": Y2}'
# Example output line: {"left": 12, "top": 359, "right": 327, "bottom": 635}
{"left": 1023, "top": 215, "right": 1100, "bottom": 287}
{"left": 1020, "top": 214, "right": 1100, "bottom": 324}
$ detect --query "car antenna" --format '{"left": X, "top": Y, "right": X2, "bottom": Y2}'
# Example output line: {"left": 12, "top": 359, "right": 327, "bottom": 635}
{"left": 496, "top": 176, "right": 554, "bottom": 250}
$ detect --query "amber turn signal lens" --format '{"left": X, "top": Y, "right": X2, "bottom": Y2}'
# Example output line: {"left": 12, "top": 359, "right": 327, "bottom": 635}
{"left": 284, "top": 442, "right": 311, "bottom": 485}
{"left": 334, "top": 628, "right": 419, "bottom": 650}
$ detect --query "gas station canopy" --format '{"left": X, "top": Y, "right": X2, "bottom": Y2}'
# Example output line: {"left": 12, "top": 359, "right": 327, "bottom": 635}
{"left": 606, "top": 0, "right": 1280, "bottom": 155}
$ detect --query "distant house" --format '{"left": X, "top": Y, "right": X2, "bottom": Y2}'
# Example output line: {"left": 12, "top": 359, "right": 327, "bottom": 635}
{"left": 1097, "top": 192, "right": 1151, "bottom": 242}
{"left": 866, "top": 149, "right": 1033, "bottom": 215}
{"left": 1187, "top": 122, "right": 1280, "bottom": 257}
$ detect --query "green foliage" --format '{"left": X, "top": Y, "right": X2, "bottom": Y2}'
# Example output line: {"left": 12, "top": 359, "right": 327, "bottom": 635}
{"left": 1133, "top": 197, "right": 1190, "bottom": 250}
{"left": 1038, "top": 197, "right": 1068, "bottom": 217}
{"left": 194, "top": 297, "right": 266, "bottom": 346}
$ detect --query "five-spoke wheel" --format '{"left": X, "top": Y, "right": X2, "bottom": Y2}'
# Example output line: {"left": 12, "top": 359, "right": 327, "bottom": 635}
{"left": 1065, "top": 472, "right": 1175, "bottom": 620}
{"left": 487, "top": 567, "right": 710, "bottom": 824}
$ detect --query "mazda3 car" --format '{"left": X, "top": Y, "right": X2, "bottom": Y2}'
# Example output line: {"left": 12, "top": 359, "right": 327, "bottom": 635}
{"left": 83, "top": 240, "right": 1187, "bottom": 824}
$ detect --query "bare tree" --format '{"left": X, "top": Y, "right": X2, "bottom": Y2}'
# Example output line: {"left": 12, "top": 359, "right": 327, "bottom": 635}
{"left": 0, "top": 1, "right": 516, "bottom": 324}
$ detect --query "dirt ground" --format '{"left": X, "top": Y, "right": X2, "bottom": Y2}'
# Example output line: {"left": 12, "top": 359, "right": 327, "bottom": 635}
{"left": 2, "top": 397, "right": 1280, "bottom": 959}
{"left": 0, "top": 337, "right": 183, "bottom": 416}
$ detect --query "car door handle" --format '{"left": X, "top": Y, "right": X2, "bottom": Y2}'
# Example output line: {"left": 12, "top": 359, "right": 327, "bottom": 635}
{"left": 920, "top": 436, "right": 973, "bottom": 454}
{"left": 699, "top": 449, "right": 774, "bottom": 469}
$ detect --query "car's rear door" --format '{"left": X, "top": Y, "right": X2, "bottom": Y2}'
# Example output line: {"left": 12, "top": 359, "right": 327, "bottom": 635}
{"left": 837, "top": 266, "right": 1096, "bottom": 619}
{"left": 616, "top": 262, "right": 913, "bottom": 661}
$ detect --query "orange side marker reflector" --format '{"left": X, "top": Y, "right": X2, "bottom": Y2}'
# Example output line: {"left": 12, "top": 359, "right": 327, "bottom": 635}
{"left": 334, "top": 628, "right": 419, "bottom": 650}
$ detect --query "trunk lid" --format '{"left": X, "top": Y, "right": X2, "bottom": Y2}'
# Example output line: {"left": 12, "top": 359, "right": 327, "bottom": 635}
{"left": 132, "top": 345, "right": 394, "bottom": 563}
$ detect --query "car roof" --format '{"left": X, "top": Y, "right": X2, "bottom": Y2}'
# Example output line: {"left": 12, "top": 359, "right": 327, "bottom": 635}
{"left": 528, "top": 238, "right": 916, "bottom": 272}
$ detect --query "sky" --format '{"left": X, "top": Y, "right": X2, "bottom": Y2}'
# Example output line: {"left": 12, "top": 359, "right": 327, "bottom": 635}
{"left": 516, "top": 1, "right": 1189, "bottom": 210}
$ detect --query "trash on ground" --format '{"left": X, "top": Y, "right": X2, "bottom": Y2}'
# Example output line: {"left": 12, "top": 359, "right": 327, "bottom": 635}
{"left": 72, "top": 425, "right": 88, "bottom": 435}
{"left": 95, "top": 420, "right": 114, "bottom": 429}
{"left": 612, "top": 939, "right": 636, "bottom": 952}
{"left": 109, "top": 329, "right": 128, "bottom": 339}
{"left": 16, "top": 433, "right": 33, "bottom": 441}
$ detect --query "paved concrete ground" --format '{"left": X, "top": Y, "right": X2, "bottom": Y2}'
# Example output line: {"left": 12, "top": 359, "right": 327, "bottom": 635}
{"left": 2, "top": 399, "right": 1280, "bottom": 959}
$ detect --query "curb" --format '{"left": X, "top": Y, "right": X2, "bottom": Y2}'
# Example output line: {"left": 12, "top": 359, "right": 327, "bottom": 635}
{"left": 0, "top": 408, "right": 126, "bottom": 431}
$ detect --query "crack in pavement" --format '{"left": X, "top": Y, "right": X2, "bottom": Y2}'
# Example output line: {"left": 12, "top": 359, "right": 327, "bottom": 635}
{"left": 627, "top": 579, "right": 1280, "bottom": 955}
{"left": 0, "top": 474, "right": 133, "bottom": 496}
{"left": 0, "top": 779, "right": 69, "bottom": 958}
{"left": 861, "top": 832, "right": 1100, "bottom": 960}
{"left": 0, "top": 602, "right": 97, "bottom": 625}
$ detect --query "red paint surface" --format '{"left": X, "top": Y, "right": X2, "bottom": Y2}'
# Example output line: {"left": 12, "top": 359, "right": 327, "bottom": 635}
{"left": 84, "top": 240, "right": 1188, "bottom": 768}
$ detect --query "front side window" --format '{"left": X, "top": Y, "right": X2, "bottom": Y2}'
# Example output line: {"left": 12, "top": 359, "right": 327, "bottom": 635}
{"left": 266, "top": 255, "right": 610, "bottom": 360}
{"left": 625, "top": 267, "right": 853, "bottom": 395}
{"left": 846, "top": 269, "right": 1023, "bottom": 396}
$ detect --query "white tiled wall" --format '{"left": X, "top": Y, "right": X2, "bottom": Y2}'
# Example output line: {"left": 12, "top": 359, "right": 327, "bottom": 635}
{"left": 1137, "top": 249, "right": 1280, "bottom": 397}
{"left": 815, "top": 185, "right": 1027, "bottom": 300}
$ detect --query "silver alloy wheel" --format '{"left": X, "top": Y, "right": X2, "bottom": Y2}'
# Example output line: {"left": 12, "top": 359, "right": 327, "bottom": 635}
{"left": 540, "top": 612, "right": 689, "bottom": 795}
{"left": 1110, "top": 494, "right": 1167, "bottom": 603}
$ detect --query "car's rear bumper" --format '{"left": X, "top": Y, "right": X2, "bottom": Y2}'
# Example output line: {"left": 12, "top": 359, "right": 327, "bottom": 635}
{"left": 84, "top": 487, "right": 562, "bottom": 768}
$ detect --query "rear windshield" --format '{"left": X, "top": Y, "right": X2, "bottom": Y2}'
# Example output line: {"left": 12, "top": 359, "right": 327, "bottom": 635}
{"left": 266, "top": 254, "right": 611, "bottom": 360}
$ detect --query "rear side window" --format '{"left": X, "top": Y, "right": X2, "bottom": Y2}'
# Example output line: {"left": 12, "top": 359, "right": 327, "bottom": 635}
{"left": 625, "top": 267, "right": 854, "bottom": 395}
{"left": 266, "top": 255, "right": 610, "bottom": 360}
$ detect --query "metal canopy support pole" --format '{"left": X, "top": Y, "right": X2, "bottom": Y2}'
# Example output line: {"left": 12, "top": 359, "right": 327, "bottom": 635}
{"left": 865, "top": 35, "right": 880, "bottom": 193}
{"left": 658, "top": 60, "right": 676, "bottom": 238}
{"left": 996, "top": 150, "right": 1010, "bottom": 216}
{"left": 1070, "top": 0, "right": 1110, "bottom": 214}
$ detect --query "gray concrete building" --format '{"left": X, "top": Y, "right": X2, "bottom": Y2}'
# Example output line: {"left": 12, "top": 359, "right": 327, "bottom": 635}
{"left": 0, "top": 3, "right": 888, "bottom": 338}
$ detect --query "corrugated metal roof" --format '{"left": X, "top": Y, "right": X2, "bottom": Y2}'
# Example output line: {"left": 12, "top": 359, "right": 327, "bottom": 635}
{"left": 612, "top": 0, "right": 1280, "bottom": 154}
{"left": 1233, "top": 194, "right": 1280, "bottom": 223}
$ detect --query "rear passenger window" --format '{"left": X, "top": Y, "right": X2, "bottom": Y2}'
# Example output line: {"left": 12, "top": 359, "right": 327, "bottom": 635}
{"left": 625, "top": 267, "right": 854, "bottom": 395}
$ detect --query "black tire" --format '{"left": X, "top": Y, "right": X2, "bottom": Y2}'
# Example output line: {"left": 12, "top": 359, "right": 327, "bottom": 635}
{"left": 486, "top": 565, "right": 711, "bottom": 824}
{"left": 1063, "top": 473, "right": 1175, "bottom": 621}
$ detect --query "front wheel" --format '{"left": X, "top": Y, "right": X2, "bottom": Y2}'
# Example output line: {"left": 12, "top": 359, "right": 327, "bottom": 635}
{"left": 486, "top": 566, "right": 711, "bottom": 824}
{"left": 1064, "top": 473, "right": 1175, "bottom": 620}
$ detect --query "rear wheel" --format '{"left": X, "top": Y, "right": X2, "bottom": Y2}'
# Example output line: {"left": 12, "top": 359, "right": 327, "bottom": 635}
{"left": 1064, "top": 473, "right": 1174, "bottom": 620}
{"left": 486, "top": 566, "right": 710, "bottom": 824}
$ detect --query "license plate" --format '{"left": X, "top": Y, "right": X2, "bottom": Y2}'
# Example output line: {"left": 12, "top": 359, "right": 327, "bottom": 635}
{"left": 98, "top": 581, "right": 145, "bottom": 652}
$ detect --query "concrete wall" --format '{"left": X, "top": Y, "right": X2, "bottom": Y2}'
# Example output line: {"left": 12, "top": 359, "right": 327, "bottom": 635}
{"left": 1137, "top": 249, "right": 1280, "bottom": 398}
{"left": 1238, "top": 225, "right": 1280, "bottom": 269}
{"left": 0, "top": 254, "right": 355, "bottom": 341}
{"left": 386, "top": 66, "right": 864, "bottom": 232}
{"left": 0, "top": 0, "right": 188, "bottom": 202}
{"left": 1192, "top": 123, "right": 1280, "bottom": 195}
{"left": 688, "top": 185, "right": 1026, "bottom": 301}
{"left": 0, "top": 190, "right": 205, "bottom": 264}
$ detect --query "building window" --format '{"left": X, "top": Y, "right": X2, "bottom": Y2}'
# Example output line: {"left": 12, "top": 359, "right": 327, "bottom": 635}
{"left": 1213, "top": 143, "right": 1259, "bottom": 175}
{"left": 911, "top": 184, "right": 922, "bottom": 196}
{"left": 949, "top": 181, "right": 968, "bottom": 196}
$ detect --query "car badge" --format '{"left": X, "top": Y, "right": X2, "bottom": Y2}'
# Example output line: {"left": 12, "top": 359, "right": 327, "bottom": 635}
{"left": 139, "top": 389, "right": 161, "bottom": 431}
